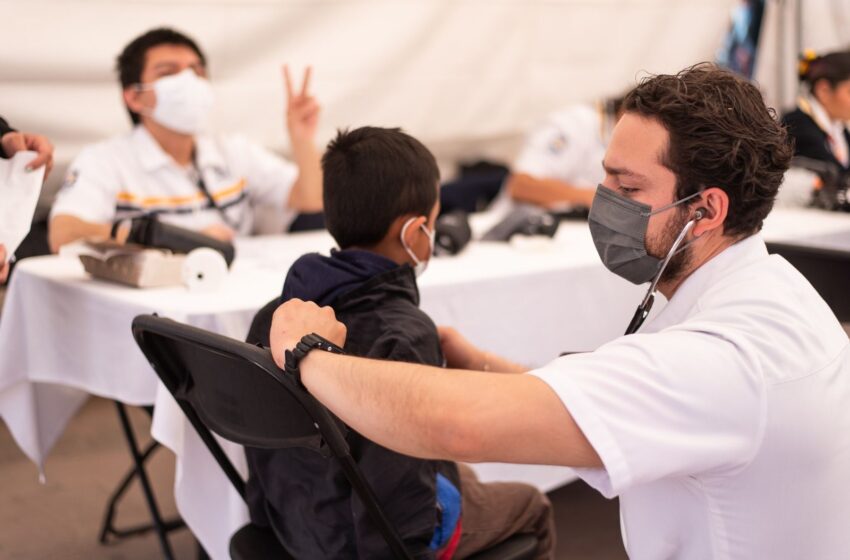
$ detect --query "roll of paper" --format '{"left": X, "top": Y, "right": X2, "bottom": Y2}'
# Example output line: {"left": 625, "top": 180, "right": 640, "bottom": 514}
{"left": 182, "top": 247, "right": 228, "bottom": 292}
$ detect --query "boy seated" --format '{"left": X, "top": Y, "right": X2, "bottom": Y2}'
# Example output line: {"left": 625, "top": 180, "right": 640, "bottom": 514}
{"left": 246, "top": 127, "right": 555, "bottom": 559}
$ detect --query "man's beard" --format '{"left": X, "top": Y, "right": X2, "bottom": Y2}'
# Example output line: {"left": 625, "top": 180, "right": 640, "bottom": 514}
{"left": 646, "top": 206, "right": 694, "bottom": 284}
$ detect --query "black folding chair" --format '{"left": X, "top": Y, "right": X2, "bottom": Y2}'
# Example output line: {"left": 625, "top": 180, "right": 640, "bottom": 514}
{"left": 131, "top": 314, "right": 538, "bottom": 560}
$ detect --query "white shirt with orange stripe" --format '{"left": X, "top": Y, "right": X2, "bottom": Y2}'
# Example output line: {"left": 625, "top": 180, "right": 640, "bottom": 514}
{"left": 51, "top": 125, "right": 298, "bottom": 235}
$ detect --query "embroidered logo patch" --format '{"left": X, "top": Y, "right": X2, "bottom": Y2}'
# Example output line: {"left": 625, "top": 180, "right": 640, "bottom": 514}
{"left": 549, "top": 133, "right": 567, "bottom": 154}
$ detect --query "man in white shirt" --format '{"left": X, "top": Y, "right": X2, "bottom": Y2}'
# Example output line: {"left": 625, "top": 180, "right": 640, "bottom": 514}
{"left": 267, "top": 64, "right": 850, "bottom": 559}
{"left": 48, "top": 28, "right": 323, "bottom": 252}
{"left": 505, "top": 98, "right": 623, "bottom": 209}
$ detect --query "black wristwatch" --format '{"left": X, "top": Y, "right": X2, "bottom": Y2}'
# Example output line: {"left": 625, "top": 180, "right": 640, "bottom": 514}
{"left": 284, "top": 333, "right": 345, "bottom": 387}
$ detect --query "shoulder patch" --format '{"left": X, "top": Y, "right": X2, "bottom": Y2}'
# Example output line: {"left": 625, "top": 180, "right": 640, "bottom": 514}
{"left": 548, "top": 132, "right": 567, "bottom": 154}
{"left": 59, "top": 169, "right": 79, "bottom": 192}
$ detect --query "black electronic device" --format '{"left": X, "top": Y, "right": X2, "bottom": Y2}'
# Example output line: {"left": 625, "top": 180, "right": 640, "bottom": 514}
{"left": 790, "top": 156, "right": 850, "bottom": 212}
{"left": 433, "top": 210, "right": 472, "bottom": 255}
{"left": 120, "top": 215, "right": 236, "bottom": 266}
{"left": 481, "top": 205, "right": 560, "bottom": 242}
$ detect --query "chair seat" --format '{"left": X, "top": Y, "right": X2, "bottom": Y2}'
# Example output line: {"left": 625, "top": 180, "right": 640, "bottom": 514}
{"left": 230, "top": 523, "right": 538, "bottom": 560}
{"left": 466, "top": 533, "right": 539, "bottom": 560}
{"left": 229, "top": 523, "right": 294, "bottom": 560}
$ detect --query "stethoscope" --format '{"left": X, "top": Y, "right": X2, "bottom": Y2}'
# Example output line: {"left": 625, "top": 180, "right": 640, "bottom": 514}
{"left": 623, "top": 209, "right": 705, "bottom": 335}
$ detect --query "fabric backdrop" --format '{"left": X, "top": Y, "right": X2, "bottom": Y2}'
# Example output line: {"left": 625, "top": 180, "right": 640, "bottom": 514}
{"left": 2, "top": 0, "right": 741, "bottom": 214}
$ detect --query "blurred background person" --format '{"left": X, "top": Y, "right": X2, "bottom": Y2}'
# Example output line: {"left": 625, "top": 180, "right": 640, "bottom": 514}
{"left": 503, "top": 95, "right": 626, "bottom": 211}
{"left": 48, "top": 28, "right": 323, "bottom": 252}
{"left": 782, "top": 48, "right": 850, "bottom": 203}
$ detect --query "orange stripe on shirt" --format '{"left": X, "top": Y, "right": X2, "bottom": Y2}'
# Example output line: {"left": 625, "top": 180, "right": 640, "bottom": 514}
{"left": 116, "top": 178, "right": 247, "bottom": 208}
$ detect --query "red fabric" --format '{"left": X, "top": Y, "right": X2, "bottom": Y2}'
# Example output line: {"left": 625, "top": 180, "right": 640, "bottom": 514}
{"left": 437, "top": 518, "right": 462, "bottom": 560}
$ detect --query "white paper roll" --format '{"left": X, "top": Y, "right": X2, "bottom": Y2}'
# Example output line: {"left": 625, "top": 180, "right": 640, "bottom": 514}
{"left": 182, "top": 248, "right": 228, "bottom": 292}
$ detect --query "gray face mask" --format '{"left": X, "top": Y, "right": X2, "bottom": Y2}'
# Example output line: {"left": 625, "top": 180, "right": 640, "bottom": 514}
{"left": 588, "top": 184, "right": 702, "bottom": 284}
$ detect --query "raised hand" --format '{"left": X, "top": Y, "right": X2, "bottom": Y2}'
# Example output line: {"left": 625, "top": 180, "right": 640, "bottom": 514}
{"left": 283, "top": 65, "right": 321, "bottom": 145}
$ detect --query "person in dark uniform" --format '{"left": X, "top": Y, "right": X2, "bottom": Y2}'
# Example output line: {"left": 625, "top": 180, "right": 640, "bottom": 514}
{"left": 782, "top": 49, "right": 850, "bottom": 192}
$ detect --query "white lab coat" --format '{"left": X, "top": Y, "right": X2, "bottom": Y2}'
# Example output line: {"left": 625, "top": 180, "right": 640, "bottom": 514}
{"left": 531, "top": 233, "right": 850, "bottom": 559}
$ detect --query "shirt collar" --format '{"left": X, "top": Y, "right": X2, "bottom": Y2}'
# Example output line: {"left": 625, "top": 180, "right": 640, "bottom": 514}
{"left": 194, "top": 135, "right": 228, "bottom": 173}
{"left": 801, "top": 95, "right": 847, "bottom": 139}
{"left": 132, "top": 125, "right": 172, "bottom": 171}
{"left": 643, "top": 233, "right": 769, "bottom": 333}
{"left": 131, "top": 125, "right": 227, "bottom": 173}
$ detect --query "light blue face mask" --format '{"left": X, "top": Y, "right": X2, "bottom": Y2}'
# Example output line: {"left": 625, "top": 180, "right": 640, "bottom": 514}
{"left": 588, "top": 184, "right": 703, "bottom": 285}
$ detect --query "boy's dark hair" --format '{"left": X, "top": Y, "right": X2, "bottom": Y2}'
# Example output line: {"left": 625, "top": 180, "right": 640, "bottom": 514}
{"left": 800, "top": 49, "right": 850, "bottom": 89}
{"left": 622, "top": 63, "right": 793, "bottom": 238}
{"left": 322, "top": 127, "right": 439, "bottom": 249}
{"left": 116, "top": 27, "right": 207, "bottom": 124}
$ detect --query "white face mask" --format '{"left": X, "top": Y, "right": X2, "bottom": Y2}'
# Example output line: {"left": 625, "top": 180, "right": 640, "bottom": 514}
{"left": 136, "top": 68, "right": 214, "bottom": 135}
{"left": 400, "top": 217, "right": 435, "bottom": 277}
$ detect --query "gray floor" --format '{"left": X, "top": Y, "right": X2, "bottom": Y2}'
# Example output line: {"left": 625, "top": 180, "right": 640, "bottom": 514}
{"left": 0, "top": 397, "right": 626, "bottom": 559}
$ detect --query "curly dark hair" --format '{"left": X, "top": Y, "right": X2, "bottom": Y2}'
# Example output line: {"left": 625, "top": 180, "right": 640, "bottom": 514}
{"left": 623, "top": 63, "right": 793, "bottom": 238}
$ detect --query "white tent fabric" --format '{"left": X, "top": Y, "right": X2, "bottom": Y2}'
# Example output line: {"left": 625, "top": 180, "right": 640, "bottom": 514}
{"left": 755, "top": 0, "right": 850, "bottom": 113}
{"left": 1, "top": 0, "right": 738, "bottom": 214}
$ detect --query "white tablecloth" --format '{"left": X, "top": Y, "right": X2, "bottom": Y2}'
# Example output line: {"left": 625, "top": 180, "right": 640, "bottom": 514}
{"left": 1, "top": 207, "right": 849, "bottom": 558}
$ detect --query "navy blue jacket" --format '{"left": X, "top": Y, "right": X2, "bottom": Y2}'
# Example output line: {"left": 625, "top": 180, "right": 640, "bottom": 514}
{"left": 245, "top": 249, "right": 461, "bottom": 559}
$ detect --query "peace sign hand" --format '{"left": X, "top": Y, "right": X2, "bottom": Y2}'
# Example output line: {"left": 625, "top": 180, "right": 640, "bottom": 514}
{"left": 283, "top": 65, "right": 321, "bottom": 144}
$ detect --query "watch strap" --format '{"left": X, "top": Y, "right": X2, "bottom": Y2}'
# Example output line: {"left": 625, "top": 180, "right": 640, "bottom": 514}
{"left": 284, "top": 333, "right": 344, "bottom": 387}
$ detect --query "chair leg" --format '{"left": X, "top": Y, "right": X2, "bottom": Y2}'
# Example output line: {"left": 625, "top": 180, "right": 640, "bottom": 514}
{"left": 98, "top": 401, "right": 184, "bottom": 559}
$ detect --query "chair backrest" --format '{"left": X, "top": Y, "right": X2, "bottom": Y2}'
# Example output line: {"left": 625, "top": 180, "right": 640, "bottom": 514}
{"left": 767, "top": 241, "right": 850, "bottom": 322}
{"left": 131, "top": 314, "right": 413, "bottom": 560}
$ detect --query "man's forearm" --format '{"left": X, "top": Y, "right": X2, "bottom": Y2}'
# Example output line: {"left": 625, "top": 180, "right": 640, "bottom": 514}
{"left": 48, "top": 215, "right": 112, "bottom": 253}
{"left": 299, "top": 351, "right": 601, "bottom": 468}
{"left": 287, "top": 140, "right": 323, "bottom": 212}
{"left": 507, "top": 173, "right": 595, "bottom": 208}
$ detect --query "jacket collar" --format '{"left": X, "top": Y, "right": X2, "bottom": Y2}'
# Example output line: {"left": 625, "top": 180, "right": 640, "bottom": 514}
{"left": 334, "top": 265, "right": 421, "bottom": 310}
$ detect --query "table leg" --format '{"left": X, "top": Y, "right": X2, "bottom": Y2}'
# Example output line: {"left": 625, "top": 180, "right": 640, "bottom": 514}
{"left": 98, "top": 401, "right": 184, "bottom": 559}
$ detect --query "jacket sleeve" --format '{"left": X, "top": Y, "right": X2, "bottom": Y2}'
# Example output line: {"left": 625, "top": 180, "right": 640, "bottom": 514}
{"left": 367, "top": 329, "right": 444, "bottom": 368}
{"left": 347, "top": 330, "right": 444, "bottom": 559}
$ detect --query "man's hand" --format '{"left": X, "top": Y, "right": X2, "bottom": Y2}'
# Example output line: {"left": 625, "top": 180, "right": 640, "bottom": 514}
{"left": 201, "top": 223, "right": 235, "bottom": 242}
{"left": 283, "top": 65, "right": 320, "bottom": 145}
{"left": 438, "top": 326, "right": 486, "bottom": 370}
{"left": 0, "top": 244, "right": 9, "bottom": 284}
{"left": 270, "top": 299, "right": 347, "bottom": 368}
{"left": 1, "top": 131, "right": 54, "bottom": 179}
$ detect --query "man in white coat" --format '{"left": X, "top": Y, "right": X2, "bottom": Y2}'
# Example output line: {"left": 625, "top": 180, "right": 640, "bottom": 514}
{"left": 269, "top": 64, "right": 850, "bottom": 559}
